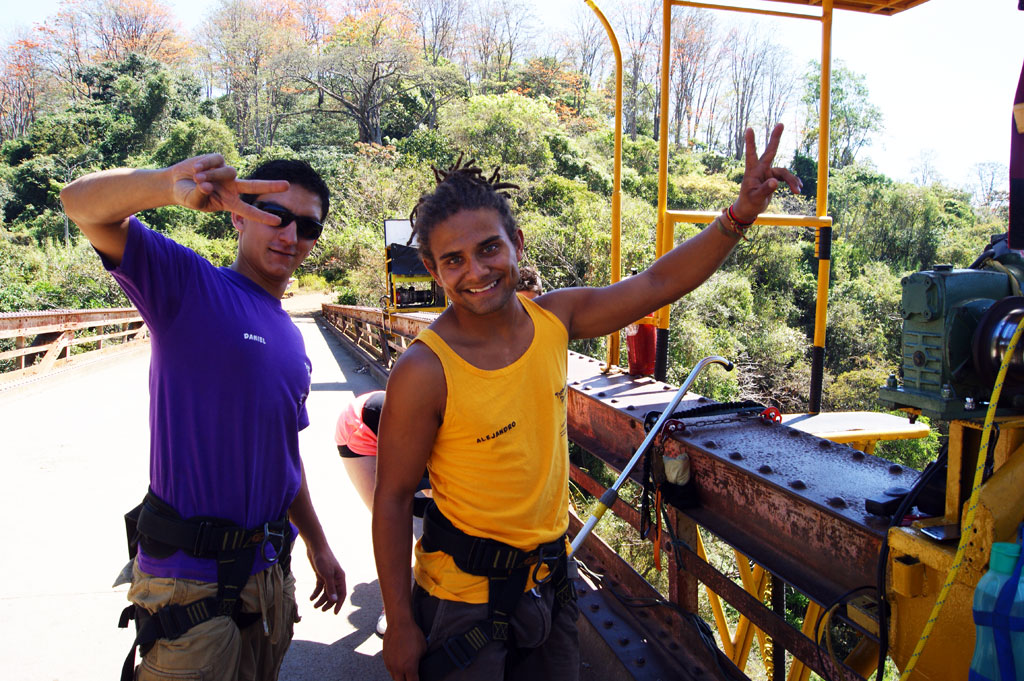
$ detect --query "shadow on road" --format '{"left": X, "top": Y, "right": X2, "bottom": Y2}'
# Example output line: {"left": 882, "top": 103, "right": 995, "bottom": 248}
{"left": 281, "top": 582, "right": 389, "bottom": 681}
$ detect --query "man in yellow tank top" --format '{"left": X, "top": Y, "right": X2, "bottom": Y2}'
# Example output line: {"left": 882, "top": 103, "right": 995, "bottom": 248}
{"left": 373, "top": 125, "right": 801, "bottom": 681}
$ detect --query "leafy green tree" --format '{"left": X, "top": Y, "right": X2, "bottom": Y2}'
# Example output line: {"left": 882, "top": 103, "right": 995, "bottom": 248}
{"left": 620, "top": 134, "right": 660, "bottom": 176}
{"left": 2, "top": 56, "right": 200, "bottom": 228}
{"left": 439, "top": 92, "right": 558, "bottom": 173}
{"left": 828, "top": 163, "right": 969, "bottom": 272}
{"left": 0, "top": 236, "right": 127, "bottom": 311}
{"left": 4, "top": 155, "right": 58, "bottom": 222}
{"left": 936, "top": 216, "right": 1001, "bottom": 267}
{"left": 733, "top": 228, "right": 816, "bottom": 314}
{"left": 382, "top": 89, "right": 428, "bottom": 141}
{"left": 165, "top": 226, "right": 238, "bottom": 265}
{"left": 78, "top": 54, "right": 178, "bottom": 161}
{"left": 790, "top": 152, "right": 817, "bottom": 201}
{"left": 297, "top": 2, "right": 428, "bottom": 145}
{"left": 139, "top": 204, "right": 234, "bottom": 240}
{"left": 151, "top": 116, "right": 239, "bottom": 167}
{"left": 393, "top": 126, "right": 456, "bottom": 168}
{"left": 800, "top": 60, "right": 883, "bottom": 169}
{"left": 276, "top": 111, "right": 358, "bottom": 151}
{"left": 200, "top": 0, "right": 303, "bottom": 152}
{"left": 511, "top": 57, "right": 587, "bottom": 116}
{"left": 546, "top": 130, "right": 611, "bottom": 195}
{"left": 665, "top": 173, "right": 738, "bottom": 211}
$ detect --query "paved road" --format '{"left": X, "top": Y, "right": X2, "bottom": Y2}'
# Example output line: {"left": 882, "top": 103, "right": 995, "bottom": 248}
{"left": 0, "top": 301, "right": 390, "bottom": 681}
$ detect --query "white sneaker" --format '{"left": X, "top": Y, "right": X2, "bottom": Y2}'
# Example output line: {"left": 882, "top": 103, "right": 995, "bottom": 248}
{"left": 375, "top": 609, "right": 387, "bottom": 638}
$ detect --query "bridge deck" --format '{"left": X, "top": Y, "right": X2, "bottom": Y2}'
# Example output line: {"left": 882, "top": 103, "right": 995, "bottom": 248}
{"left": 0, "top": 295, "right": 390, "bottom": 681}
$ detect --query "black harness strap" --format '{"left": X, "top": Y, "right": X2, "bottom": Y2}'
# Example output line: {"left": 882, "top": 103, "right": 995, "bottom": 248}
{"left": 118, "top": 490, "right": 291, "bottom": 681}
{"left": 417, "top": 503, "right": 575, "bottom": 681}
{"left": 640, "top": 400, "right": 768, "bottom": 518}
{"left": 641, "top": 398, "right": 767, "bottom": 433}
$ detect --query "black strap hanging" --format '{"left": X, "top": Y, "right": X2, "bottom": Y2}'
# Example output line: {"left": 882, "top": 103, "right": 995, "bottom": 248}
{"left": 117, "top": 490, "right": 291, "bottom": 681}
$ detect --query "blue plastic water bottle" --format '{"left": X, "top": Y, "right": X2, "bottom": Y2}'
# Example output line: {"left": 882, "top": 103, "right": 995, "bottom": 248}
{"left": 969, "top": 540, "right": 1024, "bottom": 681}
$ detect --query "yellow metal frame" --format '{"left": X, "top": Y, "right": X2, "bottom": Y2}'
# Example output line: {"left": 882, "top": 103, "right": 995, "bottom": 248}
{"left": 586, "top": 0, "right": 625, "bottom": 374}
{"left": 653, "top": 0, "right": 835, "bottom": 412}
{"left": 694, "top": 415, "right": 1022, "bottom": 681}
{"left": 696, "top": 533, "right": 880, "bottom": 680}
{"left": 781, "top": 410, "right": 931, "bottom": 454}
{"left": 886, "top": 417, "right": 1024, "bottom": 678}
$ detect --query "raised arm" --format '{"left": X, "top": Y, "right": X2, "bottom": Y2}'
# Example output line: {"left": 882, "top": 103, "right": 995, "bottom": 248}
{"left": 541, "top": 124, "right": 802, "bottom": 340}
{"left": 373, "top": 343, "right": 445, "bottom": 681}
{"left": 59, "top": 153, "right": 289, "bottom": 265}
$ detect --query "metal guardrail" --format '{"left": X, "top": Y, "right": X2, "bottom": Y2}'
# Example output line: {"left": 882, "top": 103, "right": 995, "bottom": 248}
{"left": 0, "top": 308, "right": 148, "bottom": 387}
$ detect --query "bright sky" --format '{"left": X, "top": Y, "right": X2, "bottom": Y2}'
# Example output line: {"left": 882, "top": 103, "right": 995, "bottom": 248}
{"left": 5, "top": 0, "right": 1023, "bottom": 190}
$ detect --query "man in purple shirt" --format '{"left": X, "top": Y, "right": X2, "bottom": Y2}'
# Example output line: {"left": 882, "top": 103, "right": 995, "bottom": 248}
{"left": 61, "top": 153, "right": 347, "bottom": 681}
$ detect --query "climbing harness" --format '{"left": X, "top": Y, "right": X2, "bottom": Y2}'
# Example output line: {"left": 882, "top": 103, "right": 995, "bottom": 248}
{"left": 117, "top": 490, "right": 292, "bottom": 681}
{"left": 417, "top": 502, "right": 576, "bottom": 680}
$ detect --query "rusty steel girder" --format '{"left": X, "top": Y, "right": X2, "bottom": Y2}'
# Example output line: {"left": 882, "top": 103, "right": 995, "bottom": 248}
{"left": 566, "top": 351, "right": 920, "bottom": 607}
{"left": 323, "top": 304, "right": 436, "bottom": 341}
{"left": 569, "top": 511, "right": 748, "bottom": 681}
{"left": 322, "top": 304, "right": 386, "bottom": 331}
{"left": 0, "top": 308, "right": 141, "bottom": 340}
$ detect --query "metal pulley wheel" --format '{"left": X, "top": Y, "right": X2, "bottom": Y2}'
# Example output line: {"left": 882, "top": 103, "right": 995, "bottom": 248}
{"left": 972, "top": 296, "right": 1024, "bottom": 402}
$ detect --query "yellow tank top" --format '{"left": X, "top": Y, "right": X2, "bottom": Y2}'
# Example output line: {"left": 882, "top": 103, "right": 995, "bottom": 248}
{"left": 412, "top": 295, "right": 570, "bottom": 603}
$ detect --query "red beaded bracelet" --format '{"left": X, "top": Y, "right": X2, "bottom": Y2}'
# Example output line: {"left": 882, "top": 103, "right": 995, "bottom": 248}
{"left": 717, "top": 207, "right": 750, "bottom": 241}
{"left": 727, "top": 205, "right": 755, "bottom": 228}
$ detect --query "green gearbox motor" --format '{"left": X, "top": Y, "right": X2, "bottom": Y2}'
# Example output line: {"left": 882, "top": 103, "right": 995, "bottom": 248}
{"left": 878, "top": 235, "right": 1024, "bottom": 421}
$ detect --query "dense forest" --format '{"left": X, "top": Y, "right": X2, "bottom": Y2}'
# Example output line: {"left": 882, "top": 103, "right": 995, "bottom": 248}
{"left": 1, "top": 0, "right": 1012, "bottom": 465}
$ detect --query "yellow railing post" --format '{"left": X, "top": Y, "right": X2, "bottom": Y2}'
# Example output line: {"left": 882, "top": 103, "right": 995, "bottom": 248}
{"left": 696, "top": 529, "right": 737, "bottom": 659}
{"left": 653, "top": 0, "right": 675, "bottom": 381}
{"left": 787, "top": 600, "right": 824, "bottom": 681}
{"left": 733, "top": 557, "right": 771, "bottom": 670}
{"left": 586, "top": 0, "right": 625, "bottom": 374}
{"left": 809, "top": 0, "right": 834, "bottom": 413}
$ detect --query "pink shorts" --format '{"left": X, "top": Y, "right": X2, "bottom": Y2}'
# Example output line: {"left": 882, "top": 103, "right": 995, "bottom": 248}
{"left": 334, "top": 391, "right": 383, "bottom": 457}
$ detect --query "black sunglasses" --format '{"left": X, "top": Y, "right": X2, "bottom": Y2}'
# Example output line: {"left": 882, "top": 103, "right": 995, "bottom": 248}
{"left": 253, "top": 202, "right": 323, "bottom": 241}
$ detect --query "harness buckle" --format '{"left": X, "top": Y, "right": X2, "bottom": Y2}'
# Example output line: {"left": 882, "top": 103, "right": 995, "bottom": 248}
{"left": 442, "top": 635, "right": 475, "bottom": 670}
{"left": 261, "top": 522, "right": 285, "bottom": 564}
{"left": 529, "top": 543, "right": 562, "bottom": 586}
{"left": 155, "top": 604, "right": 193, "bottom": 640}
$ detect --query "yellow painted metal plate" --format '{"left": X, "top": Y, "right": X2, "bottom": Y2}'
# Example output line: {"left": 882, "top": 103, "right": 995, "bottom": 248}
{"left": 781, "top": 410, "right": 930, "bottom": 444}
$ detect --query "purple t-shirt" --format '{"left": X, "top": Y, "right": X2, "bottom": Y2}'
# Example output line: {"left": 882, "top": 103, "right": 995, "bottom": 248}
{"left": 105, "top": 218, "right": 309, "bottom": 582}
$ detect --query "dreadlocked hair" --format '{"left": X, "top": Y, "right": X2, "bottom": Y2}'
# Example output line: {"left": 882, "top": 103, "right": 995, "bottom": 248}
{"left": 408, "top": 153, "right": 520, "bottom": 262}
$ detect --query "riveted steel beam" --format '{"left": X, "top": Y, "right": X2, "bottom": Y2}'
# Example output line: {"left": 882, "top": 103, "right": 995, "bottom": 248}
{"left": 565, "top": 351, "right": 919, "bottom": 607}
{"left": 570, "top": 510, "right": 745, "bottom": 681}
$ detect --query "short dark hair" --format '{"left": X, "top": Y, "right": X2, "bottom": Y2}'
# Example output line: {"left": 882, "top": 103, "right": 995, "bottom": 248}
{"left": 242, "top": 159, "right": 330, "bottom": 221}
{"left": 409, "top": 154, "right": 519, "bottom": 263}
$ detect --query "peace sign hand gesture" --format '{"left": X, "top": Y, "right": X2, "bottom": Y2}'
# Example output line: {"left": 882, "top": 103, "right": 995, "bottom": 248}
{"left": 168, "top": 153, "right": 289, "bottom": 226}
{"left": 731, "top": 124, "right": 803, "bottom": 224}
